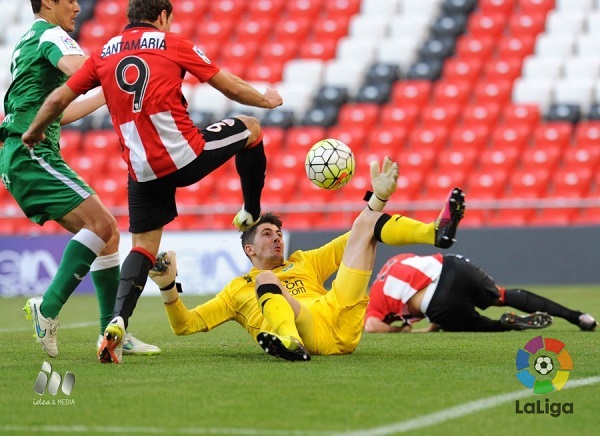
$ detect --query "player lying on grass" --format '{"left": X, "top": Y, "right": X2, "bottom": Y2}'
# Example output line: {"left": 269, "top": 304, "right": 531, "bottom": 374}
{"left": 149, "top": 157, "right": 466, "bottom": 361}
{"left": 364, "top": 253, "right": 598, "bottom": 333}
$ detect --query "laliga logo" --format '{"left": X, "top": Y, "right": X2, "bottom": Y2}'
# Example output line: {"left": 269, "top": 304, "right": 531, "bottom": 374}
{"left": 515, "top": 335, "right": 573, "bottom": 393}
{"left": 515, "top": 336, "right": 574, "bottom": 417}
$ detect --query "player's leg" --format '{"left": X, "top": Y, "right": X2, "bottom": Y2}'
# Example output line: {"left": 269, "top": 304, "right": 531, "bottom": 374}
{"left": 254, "top": 271, "right": 310, "bottom": 361}
{"left": 233, "top": 115, "right": 266, "bottom": 229}
{"left": 500, "top": 288, "right": 597, "bottom": 331}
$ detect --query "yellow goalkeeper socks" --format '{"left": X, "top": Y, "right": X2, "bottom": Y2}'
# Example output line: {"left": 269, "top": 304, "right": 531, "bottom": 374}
{"left": 374, "top": 214, "right": 435, "bottom": 246}
{"left": 257, "top": 289, "right": 302, "bottom": 342}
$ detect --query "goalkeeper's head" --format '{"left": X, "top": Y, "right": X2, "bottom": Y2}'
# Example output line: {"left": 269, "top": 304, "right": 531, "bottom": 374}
{"left": 240, "top": 213, "right": 282, "bottom": 249}
{"left": 240, "top": 213, "right": 285, "bottom": 268}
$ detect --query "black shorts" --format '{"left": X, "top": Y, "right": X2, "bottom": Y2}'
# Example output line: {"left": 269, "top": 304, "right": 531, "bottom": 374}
{"left": 127, "top": 117, "right": 250, "bottom": 233}
{"left": 425, "top": 255, "right": 501, "bottom": 331}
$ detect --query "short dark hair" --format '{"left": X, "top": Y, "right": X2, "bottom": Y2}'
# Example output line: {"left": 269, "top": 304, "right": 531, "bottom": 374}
{"left": 31, "top": 0, "right": 58, "bottom": 14}
{"left": 127, "top": 0, "right": 173, "bottom": 23}
{"left": 240, "top": 213, "right": 283, "bottom": 249}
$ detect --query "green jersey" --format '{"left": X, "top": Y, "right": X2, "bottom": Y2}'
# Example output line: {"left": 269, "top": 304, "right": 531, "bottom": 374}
{"left": 0, "top": 19, "right": 84, "bottom": 150}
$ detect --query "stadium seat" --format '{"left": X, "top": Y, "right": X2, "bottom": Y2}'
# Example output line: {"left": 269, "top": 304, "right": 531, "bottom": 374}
{"left": 380, "top": 104, "right": 420, "bottom": 130}
{"left": 285, "top": 126, "right": 326, "bottom": 150}
{"left": 195, "top": 18, "right": 235, "bottom": 46}
{"left": 455, "top": 35, "right": 496, "bottom": 61}
{"left": 286, "top": 0, "right": 325, "bottom": 19}
{"left": 418, "top": 37, "right": 457, "bottom": 62}
{"left": 449, "top": 125, "right": 490, "bottom": 150}
{"left": 336, "top": 103, "right": 380, "bottom": 129}
{"left": 355, "top": 82, "right": 393, "bottom": 105}
{"left": 521, "top": 56, "right": 563, "bottom": 81}
{"left": 314, "top": 86, "right": 349, "bottom": 108}
{"left": 312, "top": 16, "right": 350, "bottom": 42}
{"left": 574, "top": 121, "right": 600, "bottom": 147}
{"left": 365, "top": 63, "right": 401, "bottom": 86}
{"left": 528, "top": 208, "right": 576, "bottom": 226}
{"left": 572, "top": 207, "right": 600, "bottom": 225}
{"left": 467, "top": 12, "right": 508, "bottom": 39}
{"left": 487, "top": 208, "right": 534, "bottom": 227}
{"left": 420, "top": 103, "right": 461, "bottom": 130}
{"left": 531, "top": 123, "right": 574, "bottom": 148}
{"left": 520, "top": 144, "right": 563, "bottom": 172}
{"left": 326, "top": 125, "right": 368, "bottom": 150}
{"left": 535, "top": 34, "right": 576, "bottom": 58}
{"left": 322, "top": 59, "right": 368, "bottom": 97}
{"left": 478, "top": 147, "right": 520, "bottom": 172}
{"left": 260, "top": 40, "right": 298, "bottom": 64}
{"left": 507, "top": 168, "right": 551, "bottom": 199}
{"left": 562, "top": 146, "right": 600, "bottom": 171}
{"left": 434, "top": 148, "right": 478, "bottom": 173}
{"left": 408, "top": 126, "right": 449, "bottom": 150}
{"left": 478, "top": 0, "right": 516, "bottom": 15}
{"left": 273, "top": 17, "right": 312, "bottom": 44}
{"left": 348, "top": 15, "right": 390, "bottom": 40}
{"left": 549, "top": 167, "right": 593, "bottom": 198}
{"left": 336, "top": 37, "right": 379, "bottom": 64}
{"left": 220, "top": 41, "right": 260, "bottom": 66}
{"left": 502, "top": 104, "right": 541, "bottom": 129}
{"left": 397, "top": 148, "right": 437, "bottom": 173}
{"left": 554, "top": 79, "right": 595, "bottom": 111}
{"left": 58, "top": 130, "right": 83, "bottom": 160}
{"left": 431, "top": 80, "right": 471, "bottom": 106}
{"left": 472, "top": 79, "right": 514, "bottom": 106}
{"left": 262, "top": 127, "right": 286, "bottom": 151}
{"left": 298, "top": 38, "right": 338, "bottom": 60}
{"left": 247, "top": 0, "right": 286, "bottom": 20}
{"left": 405, "top": 59, "right": 444, "bottom": 81}
{"left": 441, "top": 58, "right": 483, "bottom": 83}
{"left": 423, "top": 169, "right": 468, "bottom": 200}
{"left": 390, "top": 81, "right": 433, "bottom": 108}
{"left": 300, "top": 106, "right": 339, "bottom": 128}
{"left": 246, "top": 62, "right": 284, "bottom": 83}
{"left": 461, "top": 103, "right": 501, "bottom": 129}
{"left": 490, "top": 124, "right": 531, "bottom": 150}
{"left": 262, "top": 173, "right": 299, "bottom": 204}
{"left": 519, "top": 0, "right": 556, "bottom": 15}
{"left": 442, "top": 0, "right": 477, "bottom": 15}
{"left": 366, "top": 127, "right": 409, "bottom": 150}
{"left": 430, "top": 13, "right": 468, "bottom": 39}
{"left": 508, "top": 12, "right": 547, "bottom": 39}
{"left": 545, "top": 10, "right": 586, "bottom": 35}
{"left": 361, "top": 0, "right": 401, "bottom": 16}
{"left": 466, "top": 169, "right": 510, "bottom": 200}
{"left": 497, "top": 36, "right": 537, "bottom": 60}
{"left": 545, "top": 103, "right": 582, "bottom": 124}
{"left": 209, "top": 0, "right": 246, "bottom": 21}
{"left": 563, "top": 56, "right": 600, "bottom": 80}
{"left": 261, "top": 109, "right": 295, "bottom": 129}
{"left": 393, "top": 170, "right": 424, "bottom": 202}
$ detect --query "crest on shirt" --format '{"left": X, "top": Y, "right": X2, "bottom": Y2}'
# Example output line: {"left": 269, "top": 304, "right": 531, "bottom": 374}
{"left": 193, "top": 45, "right": 211, "bottom": 64}
{"left": 61, "top": 35, "right": 79, "bottom": 51}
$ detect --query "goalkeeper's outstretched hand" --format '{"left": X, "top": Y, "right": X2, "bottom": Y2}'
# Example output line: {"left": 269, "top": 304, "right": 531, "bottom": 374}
{"left": 368, "top": 156, "right": 399, "bottom": 211}
{"left": 149, "top": 251, "right": 177, "bottom": 289}
{"left": 233, "top": 208, "right": 258, "bottom": 231}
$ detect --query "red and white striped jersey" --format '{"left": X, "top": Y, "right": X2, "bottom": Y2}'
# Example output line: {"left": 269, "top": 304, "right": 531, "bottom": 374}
{"left": 67, "top": 23, "right": 220, "bottom": 182}
{"left": 366, "top": 253, "right": 444, "bottom": 322}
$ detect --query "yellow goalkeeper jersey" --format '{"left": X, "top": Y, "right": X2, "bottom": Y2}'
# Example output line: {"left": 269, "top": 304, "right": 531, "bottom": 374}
{"left": 166, "top": 232, "right": 350, "bottom": 338}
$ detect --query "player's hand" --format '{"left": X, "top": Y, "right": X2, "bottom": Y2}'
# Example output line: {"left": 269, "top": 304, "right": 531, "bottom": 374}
{"left": 263, "top": 88, "right": 283, "bottom": 108}
{"left": 149, "top": 251, "right": 177, "bottom": 289}
{"left": 22, "top": 130, "right": 46, "bottom": 149}
{"left": 370, "top": 156, "right": 399, "bottom": 202}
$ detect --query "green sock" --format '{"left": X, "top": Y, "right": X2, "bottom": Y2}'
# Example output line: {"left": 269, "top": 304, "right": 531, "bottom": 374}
{"left": 91, "top": 253, "right": 120, "bottom": 334}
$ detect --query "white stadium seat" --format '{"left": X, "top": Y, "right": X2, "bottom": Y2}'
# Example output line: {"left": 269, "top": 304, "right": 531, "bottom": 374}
{"left": 348, "top": 15, "right": 390, "bottom": 39}
{"left": 376, "top": 38, "right": 421, "bottom": 71}
{"left": 400, "top": 0, "right": 442, "bottom": 17}
{"left": 336, "top": 36, "right": 379, "bottom": 63}
{"left": 535, "top": 34, "right": 576, "bottom": 57}
{"left": 556, "top": 0, "right": 594, "bottom": 11}
{"left": 563, "top": 56, "right": 600, "bottom": 79}
{"left": 576, "top": 34, "right": 600, "bottom": 55}
{"left": 522, "top": 56, "right": 563, "bottom": 80}
{"left": 361, "top": 0, "right": 402, "bottom": 16}
{"left": 512, "top": 78, "right": 555, "bottom": 112}
{"left": 323, "top": 60, "right": 368, "bottom": 97}
{"left": 545, "top": 11, "right": 586, "bottom": 35}
{"left": 189, "top": 84, "right": 231, "bottom": 119}
{"left": 554, "top": 78, "right": 595, "bottom": 109}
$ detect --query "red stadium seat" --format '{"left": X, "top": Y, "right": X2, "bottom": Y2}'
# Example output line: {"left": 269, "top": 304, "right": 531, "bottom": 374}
{"left": 487, "top": 208, "right": 534, "bottom": 226}
{"left": 58, "top": 130, "right": 83, "bottom": 160}
{"left": 247, "top": 0, "right": 286, "bottom": 20}
{"left": 82, "top": 130, "right": 120, "bottom": 153}
{"left": 260, "top": 41, "right": 299, "bottom": 63}
{"left": 420, "top": 104, "right": 461, "bottom": 130}
{"left": 449, "top": 126, "right": 490, "bottom": 150}
{"left": 178, "top": 0, "right": 209, "bottom": 21}
{"left": 390, "top": 81, "right": 433, "bottom": 109}
{"left": 531, "top": 123, "right": 573, "bottom": 148}
{"left": 235, "top": 18, "right": 273, "bottom": 45}
{"left": 431, "top": 80, "right": 471, "bottom": 107}
{"left": 286, "top": 0, "right": 325, "bottom": 19}
{"left": 169, "top": 18, "right": 197, "bottom": 39}
{"left": 177, "top": 182, "right": 214, "bottom": 206}
{"left": 323, "top": 0, "right": 361, "bottom": 19}
{"left": 491, "top": 124, "right": 532, "bottom": 150}
{"left": 262, "top": 173, "right": 298, "bottom": 204}
{"left": 472, "top": 79, "right": 514, "bottom": 106}
{"left": 397, "top": 148, "right": 436, "bottom": 173}
{"left": 366, "top": 127, "right": 408, "bottom": 150}
{"left": 312, "top": 16, "right": 350, "bottom": 42}
{"left": 572, "top": 207, "right": 600, "bottom": 225}
{"left": 466, "top": 169, "right": 509, "bottom": 200}
{"left": 273, "top": 18, "right": 312, "bottom": 44}
{"left": 520, "top": 144, "right": 562, "bottom": 172}
{"left": 195, "top": 19, "right": 235, "bottom": 47}
{"left": 507, "top": 168, "right": 551, "bottom": 199}
{"left": 337, "top": 103, "right": 380, "bottom": 129}
{"left": 562, "top": 145, "right": 600, "bottom": 170}
{"left": 213, "top": 175, "right": 243, "bottom": 205}
{"left": 461, "top": 103, "right": 501, "bottom": 129}
{"left": 467, "top": 12, "right": 508, "bottom": 39}
{"left": 262, "top": 127, "right": 286, "bottom": 151}
{"left": 208, "top": 0, "right": 247, "bottom": 21}
{"left": 245, "top": 62, "right": 283, "bottom": 83}
{"left": 394, "top": 170, "right": 424, "bottom": 202}
{"left": 508, "top": 12, "right": 547, "bottom": 39}
{"left": 379, "top": 104, "right": 420, "bottom": 130}
{"left": 408, "top": 126, "right": 449, "bottom": 150}
{"left": 519, "top": 0, "right": 555, "bottom": 15}
{"left": 442, "top": 58, "right": 483, "bottom": 83}
{"left": 78, "top": 20, "right": 121, "bottom": 51}
{"left": 93, "top": 0, "right": 128, "bottom": 22}
{"left": 220, "top": 41, "right": 260, "bottom": 66}
{"left": 574, "top": 121, "right": 600, "bottom": 147}
{"left": 355, "top": 147, "right": 399, "bottom": 172}
{"left": 502, "top": 104, "right": 541, "bottom": 129}
{"left": 298, "top": 38, "right": 338, "bottom": 60}
{"left": 326, "top": 125, "right": 368, "bottom": 150}
{"left": 455, "top": 35, "right": 497, "bottom": 62}
{"left": 479, "top": 0, "right": 517, "bottom": 15}
{"left": 460, "top": 208, "right": 486, "bottom": 227}
{"left": 478, "top": 147, "right": 520, "bottom": 172}
{"left": 496, "top": 36, "right": 536, "bottom": 60}
{"left": 284, "top": 127, "right": 326, "bottom": 150}
{"left": 423, "top": 170, "right": 468, "bottom": 200}
{"left": 483, "top": 57, "right": 524, "bottom": 83}
{"left": 435, "top": 148, "right": 478, "bottom": 173}
{"left": 549, "top": 168, "right": 593, "bottom": 199}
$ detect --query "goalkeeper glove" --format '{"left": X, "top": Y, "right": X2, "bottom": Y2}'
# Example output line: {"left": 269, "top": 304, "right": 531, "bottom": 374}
{"left": 233, "top": 207, "right": 259, "bottom": 231}
{"left": 149, "top": 251, "right": 178, "bottom": 290}
{"left": 368, "top": 156, "right": 399, "bottom": 211}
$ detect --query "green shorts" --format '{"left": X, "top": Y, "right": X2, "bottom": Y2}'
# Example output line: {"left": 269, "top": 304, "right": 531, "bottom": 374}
{"left": 0, "top": 136, "right": 95, "bottom": 225}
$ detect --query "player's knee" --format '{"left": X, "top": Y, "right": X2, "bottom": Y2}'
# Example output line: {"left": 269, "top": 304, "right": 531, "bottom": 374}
{"left": 351, "top": 210, "right": 380, "bottom": 236}
{"left": 237, "top": 115, "right": 261, "bottom": 146}
{"left": 255, "top": 271, "right": 282, "bottom": 297}
{"left": 94, "top": 211, "right": 118, "bottom": 243}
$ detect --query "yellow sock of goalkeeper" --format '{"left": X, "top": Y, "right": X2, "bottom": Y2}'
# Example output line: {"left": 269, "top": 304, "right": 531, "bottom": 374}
{"left": 374, "top": 214, "right": 435, "bottom": 246}
{"left": 256, "top": 284, "right": 302, "bottom": 342}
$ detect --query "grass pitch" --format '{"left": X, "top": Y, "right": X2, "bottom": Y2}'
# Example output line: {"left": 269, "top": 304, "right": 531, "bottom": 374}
{"left": 1, "top": 286, "right": 599, "bottom": 435}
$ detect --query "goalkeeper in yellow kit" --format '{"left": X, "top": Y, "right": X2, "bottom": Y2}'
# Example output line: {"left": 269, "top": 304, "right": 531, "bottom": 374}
{"left": 149, "top": 157, "right": 466, "bottom": 361}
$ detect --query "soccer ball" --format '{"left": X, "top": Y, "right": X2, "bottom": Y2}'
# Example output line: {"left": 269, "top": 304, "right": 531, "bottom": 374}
{"left": 534, "top": 356, "right": 554, "bottom": 375}
{"left": 305, "top": 139, "right": 355, "bottom": 190}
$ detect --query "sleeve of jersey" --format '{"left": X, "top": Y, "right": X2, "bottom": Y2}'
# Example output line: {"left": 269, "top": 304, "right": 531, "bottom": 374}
{"left": 40, "top": 28, "right": 85, "bottom": 68}
{"left": 304, "top": 232, "right": 350, "bottom": 283}
{"left": 175, "top": 36, "right": 220, "bottom": 82}
{"left": 164, "top": 293, "right": 235, "bottom": 335}
{"left": 66, "top": 57, "right": 100, "bottom": 95}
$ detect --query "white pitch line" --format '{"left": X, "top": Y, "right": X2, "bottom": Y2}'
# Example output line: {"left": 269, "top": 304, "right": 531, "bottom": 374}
{"left": 0, "top": 321, "right": 97, "bottom": 334}
{"left": 1, "top": 376, "right": 599, "bottom": 435}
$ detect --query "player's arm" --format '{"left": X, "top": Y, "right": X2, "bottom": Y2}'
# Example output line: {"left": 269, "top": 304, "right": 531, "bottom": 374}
{"left": 60, "top": 88, "right": 105, "bottom": 125}
{"left": 304, "top": 232, "right": 350, "bottom": 280}
{"left": 56, "top": 54, "right": 87, "bottom": 77}
{"left": 364, "top": 316, "right": 406, "bottom": 333}
{"left": 22, "top": 84, "right": 79, "bottom": 147}
{"left": 208, "top": 70, "right": 283, "bottom": 109}
{"left": 411, "top": 323, "right": 441, "bottom": 333}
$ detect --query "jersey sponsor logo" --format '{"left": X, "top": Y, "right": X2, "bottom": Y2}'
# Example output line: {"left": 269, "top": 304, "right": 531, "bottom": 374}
{"left": 193, "top": 45, "right": 211, "bottom": 64}
{"left": 61, "top": 35, "right": 79, "bottom": 51}
{"left": 283, "top": 278, "right": 306, "bottom": 296}
{"left": 101, "top": 34, "right": 167, "bottom": 58}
